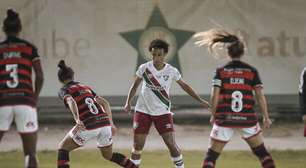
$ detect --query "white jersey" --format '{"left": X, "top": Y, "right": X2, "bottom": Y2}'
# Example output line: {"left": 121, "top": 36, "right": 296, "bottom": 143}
{"left": 135, "top": 61, "right": 181, "bottom": 116}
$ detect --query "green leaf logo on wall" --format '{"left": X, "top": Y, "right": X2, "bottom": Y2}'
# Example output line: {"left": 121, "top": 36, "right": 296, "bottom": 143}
{"left": 120, "top": 6, "right": 195, "bottom": 72}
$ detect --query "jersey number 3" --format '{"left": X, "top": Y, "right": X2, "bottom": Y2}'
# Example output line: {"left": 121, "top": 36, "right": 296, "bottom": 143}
{"left": 85, "top": 97, "right": 99, "bottom": 114}
{"left": 231, "top": 91, "right": 243, "bottom": 112}
{"left": 6, "top": 64, "right": 19, "bottom": 88}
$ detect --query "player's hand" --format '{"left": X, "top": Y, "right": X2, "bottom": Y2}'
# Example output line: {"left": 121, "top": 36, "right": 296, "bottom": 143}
{"left": 263, "top": 117, "right": 272, "bottom": 129}
{"left": 76, "top": 120, "right": 86, "bottom": 130}
{"left": 201, "top": 99, "right": 211, "bottom": 109}
{"left": 124, "top": 103, "right": 132, "bottom": 114}
{"left": 111, "top": 124, "right": 117, "bottom": 136}
{"left": 210, "top": 115, "right": 215, "bottom": 125}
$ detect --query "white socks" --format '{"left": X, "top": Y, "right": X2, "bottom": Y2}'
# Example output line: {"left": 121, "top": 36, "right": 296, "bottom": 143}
{"left": 171, "top": 154, "right": 184, "bottom": 168}
{"left": 130, "top": 159, "right": 141, "bottom": 166}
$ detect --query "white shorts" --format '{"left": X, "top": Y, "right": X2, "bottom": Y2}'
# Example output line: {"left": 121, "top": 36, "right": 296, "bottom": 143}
{"left": 210, "top": 123, "right": 261, "bottom": 142}
{"left": 69, "top": 126, "right": 113, "bottom": 147}
{"left": 0, "top": 105, "right": 38, "bottom": 133}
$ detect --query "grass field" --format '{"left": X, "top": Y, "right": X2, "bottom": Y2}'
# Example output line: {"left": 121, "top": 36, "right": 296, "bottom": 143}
{"left": 0, "top": 150, "right": 305, "bottom": 168}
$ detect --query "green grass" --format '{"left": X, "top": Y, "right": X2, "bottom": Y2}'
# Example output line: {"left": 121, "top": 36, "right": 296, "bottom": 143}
{"left": 0, "top": 150, "right": 305, "bottom": 168}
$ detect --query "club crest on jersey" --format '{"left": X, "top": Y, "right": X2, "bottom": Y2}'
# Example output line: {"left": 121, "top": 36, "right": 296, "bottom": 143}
{"left": 148, "top": 74, "right": 153, "bottom": 79}
{"left": 163, "top": 75, "right": 169, "bottom": 81}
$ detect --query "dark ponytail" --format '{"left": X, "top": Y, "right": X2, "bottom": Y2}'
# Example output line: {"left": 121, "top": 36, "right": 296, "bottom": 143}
{"left": 3, "top": 8, "right": 22, "bottom": 35}
{"left": 57, "top": 60, "right": 74, "bottom": 82}
{"left": 194, "top": 29, "right": 244, "bottom": 59}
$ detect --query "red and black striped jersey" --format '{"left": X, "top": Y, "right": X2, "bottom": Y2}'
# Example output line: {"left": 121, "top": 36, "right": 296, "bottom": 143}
{"left": 0, "top": 36, "right": 40, "bottom": 107}
{"left": 58, "top": 81, "right": 111, "bottom": 130}
{"left": 212, "top": 60, "right": 263, "bottom": 128}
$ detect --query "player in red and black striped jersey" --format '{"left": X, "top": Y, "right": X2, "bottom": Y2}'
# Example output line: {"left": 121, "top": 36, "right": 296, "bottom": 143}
{"left": 58, "top": 82, "right": 111, "bottom": 130}
{"left": 0, "top": 9, "right": 44, "bottom": 168}
{"left": 56, "top": 60, "right": 137, "bottom": 168}
{"left": 212, "top": 61, "right": 263, "bottom": 128}
{"left": 194, "top": 29, "right": 276, "bottom": 168}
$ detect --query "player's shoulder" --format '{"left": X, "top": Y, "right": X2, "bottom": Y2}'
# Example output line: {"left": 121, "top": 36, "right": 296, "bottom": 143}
{"left": 140, "top": 61, "right": 151, "bottom": 68}
{"left": 15, "top": 37, "right": 37, "bottom": 49}
{"left": 58, "top": 87, "right": 69, "bottom": 100}
{"left": 240, "top": 61, "right": 258, "bottom": 72}
{"left": 215, "top": 63, "right": 226, "bottom": 72}
{"left": 164, "top": 63, "right": 177, "bottom": 71}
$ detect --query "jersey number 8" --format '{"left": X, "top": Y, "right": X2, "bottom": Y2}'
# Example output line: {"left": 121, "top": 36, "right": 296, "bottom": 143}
{"left": 231, "top": 91, "right": 243, "bottom": 112}
{"left": 85, "top": 97, "right": 99, "bottom": 114}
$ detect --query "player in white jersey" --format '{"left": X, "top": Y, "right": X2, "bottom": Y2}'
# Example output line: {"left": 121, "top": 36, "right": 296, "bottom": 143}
{"left": 124, "top": 39, "right": 210, "bottom": 168}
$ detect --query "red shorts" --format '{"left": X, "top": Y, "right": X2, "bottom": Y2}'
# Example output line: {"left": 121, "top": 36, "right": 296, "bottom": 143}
{"left": 133, "top": 111, "right": 174, "bottom": 135}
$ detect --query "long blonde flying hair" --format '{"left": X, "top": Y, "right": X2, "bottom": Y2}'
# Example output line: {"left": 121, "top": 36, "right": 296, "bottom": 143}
{"left": 193, "top": 29, "right": 245, "bottom": 59}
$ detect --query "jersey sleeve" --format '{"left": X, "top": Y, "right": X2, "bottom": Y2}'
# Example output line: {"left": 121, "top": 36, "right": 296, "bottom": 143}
{"left": 172, "top": 67, "right": 182, "bottom": 81}
{"left": 58, "top": 88, "right": 70, "bottom": 102}
{"left": 90, "top": 89, "right": 97, "bottom": 97}
{"left": 252, "top": 69, "right": 263, "bottom": 88}
{"left": 212, "top": 69, "right": 222, "bottom": 87}
{"left": 136, "top": 64, "right": 146, "bottom": 78}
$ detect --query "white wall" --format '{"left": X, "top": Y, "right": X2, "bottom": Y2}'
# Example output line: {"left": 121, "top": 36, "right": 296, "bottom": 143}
{"left": 0, "top": 0, "right": 305, "bottom": 96}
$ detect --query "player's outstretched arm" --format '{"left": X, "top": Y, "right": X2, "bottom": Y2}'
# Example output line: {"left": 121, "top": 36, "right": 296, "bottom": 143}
{"left": 254, "top": 87, "right": 272, "bottom": 129}
{"left": 124, "top": 76, "right": 142, "bottom": 113}
{"left": 176, "top": 79, "right": 210, "bottom": 108}
{"left": 33, "top": 59, "right": 44, "bottom": 100}
{"left": 66, "top": 96, "right": 84, "bottom": 128}
{"left": 210, "top": 87, "right": 220, "bottom": 114}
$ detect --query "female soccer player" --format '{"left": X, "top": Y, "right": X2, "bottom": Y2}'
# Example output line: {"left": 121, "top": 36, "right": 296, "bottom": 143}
{"left": 124, "top": 39, "right": 210, "bottom": 168}
{"left": 57, "top": 60, "right": 137, "bottom": 168}
{"left": 194, "top": 29, "right": 276, "bottom": 168}
{"left": 0, "top": 9, "right": 44, "bottom": 168}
